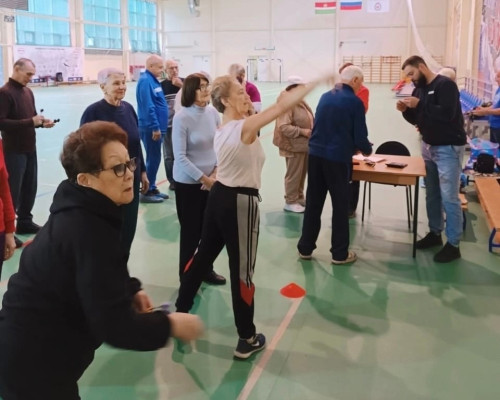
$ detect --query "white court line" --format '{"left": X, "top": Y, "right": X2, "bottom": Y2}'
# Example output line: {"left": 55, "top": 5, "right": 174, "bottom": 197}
{"left": 237, "top": 297, "right": 304, "bottom": 400}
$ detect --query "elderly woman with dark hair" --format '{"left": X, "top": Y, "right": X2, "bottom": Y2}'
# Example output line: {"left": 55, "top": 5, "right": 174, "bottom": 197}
{"left": 0, "top": 121, "right": 203, "bottom": 399}
{"left": 80, "top": 68, "right": 149, "bottom": 260}
{"left": 172, "top": 73, "right": 226, "bottom": 285}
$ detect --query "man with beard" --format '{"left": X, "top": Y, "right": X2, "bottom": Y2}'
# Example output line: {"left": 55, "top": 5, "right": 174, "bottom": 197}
{"left": 397, "top": 55, "right": 466, "bottom": 263}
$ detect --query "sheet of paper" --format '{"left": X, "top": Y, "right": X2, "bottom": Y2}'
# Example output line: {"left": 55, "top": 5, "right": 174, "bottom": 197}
{"left": 352, "top": 155, "right": 386, "bottom": 163}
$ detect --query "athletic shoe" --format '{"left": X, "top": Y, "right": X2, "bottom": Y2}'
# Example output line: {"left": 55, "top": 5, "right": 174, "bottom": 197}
{"left": 434, "top": 243, "right": 461, "bottom": 263}
{"left": 234, "top": 333, "right": 266, "bottom": 359}
{"left": 150, "top": 189, "right": 169, "bottom": 199}
{"left": 416, "top": 232, "right": 443, "bottom": 249}
{"left": 331, "top": 250, "right": 357, "bottom": 265}
{"left": 14, "top": 236, "right": 24, "bottom": 249}
{"left": 16, "top": 222, "right": 41, "bottom": 235}
{"left": 284, "top": 203, "right": 305, "bottom": 213}
{"left": 140, "top": 193, "right": 163, "bottom": 204}
{"left": 203, "top": 270, "right": 226, "bottom": 285}
{"left": 298, "top": 252, "right": 312, "bottom": 260}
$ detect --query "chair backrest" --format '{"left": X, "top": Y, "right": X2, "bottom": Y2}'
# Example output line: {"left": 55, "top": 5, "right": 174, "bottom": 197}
{"left": 375, "top": 141, "right": 411, "bottom": 156}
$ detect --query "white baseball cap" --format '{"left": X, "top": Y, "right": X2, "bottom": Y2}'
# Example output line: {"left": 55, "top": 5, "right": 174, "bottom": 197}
{"left": 287, "top": 75, "right": 307, "bottom": 85}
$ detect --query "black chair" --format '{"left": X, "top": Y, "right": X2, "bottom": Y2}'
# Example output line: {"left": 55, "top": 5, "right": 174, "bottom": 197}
{"left": 361, "top": 141, "right": 413, "bottom": 230}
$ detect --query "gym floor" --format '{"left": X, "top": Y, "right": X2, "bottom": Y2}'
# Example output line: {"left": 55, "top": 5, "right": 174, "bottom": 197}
{"left": 1, "top": 81, "right": 499, "bottom": 400}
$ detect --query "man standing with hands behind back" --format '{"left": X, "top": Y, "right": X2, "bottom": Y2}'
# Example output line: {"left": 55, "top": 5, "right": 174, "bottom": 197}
{"left": 161, "top": 59, "right": 184, "bottom": 190}
{"left": 136, "top": 54, "right": 169, "bottom": 203}
{"left": 0, "top": 58, "right": 55, "bottom": 248}
{"left": 397, "top": 55, "right": 466, "bottom": 263}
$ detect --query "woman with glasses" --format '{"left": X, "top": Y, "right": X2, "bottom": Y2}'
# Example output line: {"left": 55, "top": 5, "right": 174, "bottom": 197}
{"left": 0, "top": 121, "right": 203, "bottom": 399}
{"left": 175, "top": 74, "right": 326, "bottom": 359}
{"left": 80, "top": 67, "right": 149, "bottom": 260}
{"left": 172, "top": 73, "right": 226, "bottom": 285}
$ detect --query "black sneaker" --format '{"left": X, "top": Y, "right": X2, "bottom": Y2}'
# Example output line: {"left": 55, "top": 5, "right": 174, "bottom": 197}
{"left": 234, "top": 333, "right": 266, "bottom": 359}
{"left": 416, "top": 232, "right": 443, "bottom": 249}
{"left": 14, "top": 236, "right": 24, "bottom": 249}
{"left": 16, "top": 222, "right": 42, "bottom": 235}
{"left": 434, "top": 243, "right": 461, "bottom": 263}
{"left": 203, "top": 270, "right": 226, "bottom": 285}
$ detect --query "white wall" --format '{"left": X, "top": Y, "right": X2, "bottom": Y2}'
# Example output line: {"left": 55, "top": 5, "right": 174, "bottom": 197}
{"left": 161, "top": 0, "right": 449, "bottom": 81}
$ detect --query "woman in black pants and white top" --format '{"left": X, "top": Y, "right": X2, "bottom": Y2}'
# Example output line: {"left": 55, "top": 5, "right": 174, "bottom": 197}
{"left": 175, "top": 74, "right": 324, "bottom": 359}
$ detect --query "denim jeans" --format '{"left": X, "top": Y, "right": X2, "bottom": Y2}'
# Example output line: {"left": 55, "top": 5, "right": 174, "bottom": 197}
{"left": 490, "top": 127, "right": 500, "bottom": 144}
{"left": 139, "top": 128, "right": 165, "bottom": 192}
{"left": 421, "top": 142, "right": 465, "bottom": 246}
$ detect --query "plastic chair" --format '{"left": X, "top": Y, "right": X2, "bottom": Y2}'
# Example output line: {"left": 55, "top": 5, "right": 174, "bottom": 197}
{"left": 361, "top": 141, "right": 413, "bottom": 230}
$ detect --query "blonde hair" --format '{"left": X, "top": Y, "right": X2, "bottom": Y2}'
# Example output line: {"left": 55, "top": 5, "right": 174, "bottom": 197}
{"left": 211, "top": 75, "right": 237, "bottom": 113}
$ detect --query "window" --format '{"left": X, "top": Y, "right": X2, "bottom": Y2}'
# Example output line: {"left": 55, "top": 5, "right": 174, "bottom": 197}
{"left": 15, "top": 0, "right": 70, "bottom": 46}
{"left": 128, "top": 0, "right": 159, "bottom": 53}
{"left": 84, "top": 24, "right": 122, "bottom": 49}
{"left": 83, "top": 0, "right": 122, "bottom": 49}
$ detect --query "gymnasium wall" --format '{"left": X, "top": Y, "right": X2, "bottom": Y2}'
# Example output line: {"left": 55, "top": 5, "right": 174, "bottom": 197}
{"left": 161, "top": 0, "right": 447, "bottom": 81}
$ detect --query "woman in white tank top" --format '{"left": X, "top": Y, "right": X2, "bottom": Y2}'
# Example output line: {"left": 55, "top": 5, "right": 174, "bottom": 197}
{"left": 175, "top": 74, "right": 327, "bottom": 359}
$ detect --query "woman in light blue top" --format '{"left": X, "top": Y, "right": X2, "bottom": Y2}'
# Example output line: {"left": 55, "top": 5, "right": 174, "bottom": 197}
{"left": 172, "top": 73, "right": 226, "bottom": 284}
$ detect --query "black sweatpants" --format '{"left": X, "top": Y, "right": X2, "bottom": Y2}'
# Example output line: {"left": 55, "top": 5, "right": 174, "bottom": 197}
{"left": 175, "top": 182, "right": 214, "bottom": 279}
{"left": 175, "top": 182, "right": 259, "bottom": 339}
{"left": 298, "top": 154, "right": 350, "bottom": 260}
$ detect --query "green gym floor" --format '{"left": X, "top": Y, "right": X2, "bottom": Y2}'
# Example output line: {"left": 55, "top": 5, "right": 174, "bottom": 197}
{"left": 1, "top": 82, "right": 499, "bottom": 400}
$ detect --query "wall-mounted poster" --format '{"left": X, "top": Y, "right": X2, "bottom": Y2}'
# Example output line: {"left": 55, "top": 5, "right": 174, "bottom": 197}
{"left": 13, "top": 45, "right": 84, "bottom": 82}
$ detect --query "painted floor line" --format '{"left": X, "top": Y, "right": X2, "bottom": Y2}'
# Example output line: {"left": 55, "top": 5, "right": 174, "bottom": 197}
{"left": 237, "top": 297, "right": 303, "bottom": 400}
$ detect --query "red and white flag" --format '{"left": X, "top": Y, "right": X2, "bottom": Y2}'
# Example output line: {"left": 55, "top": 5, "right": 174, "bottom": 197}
{"left": 315, "top": 1, "right": 336, "bottom": 14}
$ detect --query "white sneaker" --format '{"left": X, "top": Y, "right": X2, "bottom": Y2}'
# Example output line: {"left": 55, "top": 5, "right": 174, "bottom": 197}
{"left": 284, "top": 203, "right": 305, "bottom": 213}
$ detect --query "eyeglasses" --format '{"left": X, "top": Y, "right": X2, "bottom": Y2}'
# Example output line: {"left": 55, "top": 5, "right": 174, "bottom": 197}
{"left": 95, "top": 158, "right": 137, "bottom": 177}
{"left": 198, "top": 84, "right": 211, "bottom": 91}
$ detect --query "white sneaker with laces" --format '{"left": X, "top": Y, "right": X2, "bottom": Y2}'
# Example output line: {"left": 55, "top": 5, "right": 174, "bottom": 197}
{"left": 284, "top": 203, "right": 305, "bottom": 213}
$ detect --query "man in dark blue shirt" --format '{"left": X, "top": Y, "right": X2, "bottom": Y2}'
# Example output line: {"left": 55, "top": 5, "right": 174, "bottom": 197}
{"left": 298, "top": 66, "right": 372, "bottom": 264}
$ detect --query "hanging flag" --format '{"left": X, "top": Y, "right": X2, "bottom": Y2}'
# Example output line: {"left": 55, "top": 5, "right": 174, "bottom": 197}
{"left": 315, "top": 1, "right": 336, "bottom": 14}
{"left": 340, "top": 0, "right": 362, "bottom": 10}
{"left": 367, "top": 0, "right": 389, "bottom": 13}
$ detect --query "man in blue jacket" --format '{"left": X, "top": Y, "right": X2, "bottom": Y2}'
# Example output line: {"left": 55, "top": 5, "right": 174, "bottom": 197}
{"left": 298, "top": 66, "right": 372, "bottom": 264}
{"left": 136, "top": 55, "right": 169, "bottom": 203}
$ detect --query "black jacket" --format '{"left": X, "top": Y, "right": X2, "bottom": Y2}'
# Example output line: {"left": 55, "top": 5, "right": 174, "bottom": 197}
{"left": 402, "top": 74, "right": 466, "bottom": 146}
{"left": 0, "top": 180, "right": 170, "bottom": 398}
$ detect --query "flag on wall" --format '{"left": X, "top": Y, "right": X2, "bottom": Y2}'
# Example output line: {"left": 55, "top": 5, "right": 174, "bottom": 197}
{"left": 315, "top": 2, "right": 336, "bottom": 14}
{"left": 340, "top": 0, "right": 362, "bottom": 10}
{"left": 367, "top": 0, "right": 389, "bottom": 13}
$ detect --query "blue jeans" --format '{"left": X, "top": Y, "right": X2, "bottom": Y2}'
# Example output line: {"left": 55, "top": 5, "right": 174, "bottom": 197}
{"left": 421, "top": 142, "right": 464, "bottom": 246}
{"left": 490, "top": 127, "right": 500, "bottom": 144}
{"left": 139, "top": 128, "right": 165, "bottom": 192}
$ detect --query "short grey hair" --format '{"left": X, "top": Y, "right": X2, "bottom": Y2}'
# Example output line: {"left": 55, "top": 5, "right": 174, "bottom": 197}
{"left": 438, "top": 67, "right": 456, "bottom": 82}
{"left": 340, "top": 65, "right": 364, "bottom": 82}
{"left": 97, "top": 68, "right": 124, "bottom": 85}
{"left": 228, "top": 63, "right": 245, "bottom": 77}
